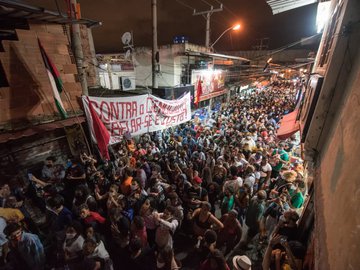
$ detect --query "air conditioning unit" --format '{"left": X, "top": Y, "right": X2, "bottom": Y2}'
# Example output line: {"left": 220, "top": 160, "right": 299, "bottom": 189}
{"left": 120, "top": 76, "right": 135, "bottom": 91}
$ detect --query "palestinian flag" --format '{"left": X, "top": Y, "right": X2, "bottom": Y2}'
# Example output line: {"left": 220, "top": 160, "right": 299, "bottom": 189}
{"left": 38, "top": 39, "right": 67, "bottom": 119}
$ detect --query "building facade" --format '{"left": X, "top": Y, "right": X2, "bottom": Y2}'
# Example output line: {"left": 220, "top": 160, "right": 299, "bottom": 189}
{"left": 297, "top": 0, "right": 360, "bottom": 268}
{"left": 0, "top": 1, "right": 100, "bottom": 177}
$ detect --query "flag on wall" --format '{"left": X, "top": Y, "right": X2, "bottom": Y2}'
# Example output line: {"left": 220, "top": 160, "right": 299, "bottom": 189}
{"left": 38, "top": 39, "right": 67, "bottom": 119}
{"left": 86, "top": 97, "right": 110, "bottom": 160}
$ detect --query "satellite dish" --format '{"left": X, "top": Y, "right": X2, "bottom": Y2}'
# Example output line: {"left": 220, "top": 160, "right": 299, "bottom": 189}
{"left": 121, "top": 32, "right": 132, "bottom": 45}
{"left": 125, "top": 49, "right": 131, "bottom": 60}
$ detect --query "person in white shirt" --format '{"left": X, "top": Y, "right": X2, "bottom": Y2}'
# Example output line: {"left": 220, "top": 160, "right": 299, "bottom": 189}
{"left": 241, "top": 135, "right": 256, "bottom": 151}
{"left": 260, "top": 156, "right": 272, "bottom": 189}
{"left": 154, "top": 205, "right": 179, "bottom": 250}
{"left": 244, "top": 165, "right": 256, "bottom": 195}
{"left": 223, "top": 166, "right": 243, "bottom": 193}
{"left": 63, "top": 221, "right": 85, "bottom": 263}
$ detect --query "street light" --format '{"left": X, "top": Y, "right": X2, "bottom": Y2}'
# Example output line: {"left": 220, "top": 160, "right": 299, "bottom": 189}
{"left": 210, "top": 23, "right": 241, "bottom": 49}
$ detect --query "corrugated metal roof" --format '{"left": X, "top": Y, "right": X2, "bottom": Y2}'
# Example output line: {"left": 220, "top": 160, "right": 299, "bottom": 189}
{"left": 266, "top": 0, "right": 317, "bottom": 14}
{"left": 0, "top": 0, "right": 101, "bottom": 28}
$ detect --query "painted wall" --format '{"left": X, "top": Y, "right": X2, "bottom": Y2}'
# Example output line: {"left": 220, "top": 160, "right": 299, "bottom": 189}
{"left": 134, "top": 46, "right": 179, "bottom": 87}
{"left": 134, "top": 43, "right": 210, "bottom": 88}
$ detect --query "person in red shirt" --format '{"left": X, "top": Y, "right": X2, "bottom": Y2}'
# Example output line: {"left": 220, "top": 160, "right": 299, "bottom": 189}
{"left": 79, "top": 204, "right": 105, "bottom": 229}
{"left": 130, "top": 216, "right": 148, "bottom": 248}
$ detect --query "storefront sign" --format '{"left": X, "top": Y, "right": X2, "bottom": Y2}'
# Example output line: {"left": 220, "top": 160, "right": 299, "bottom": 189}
{"left": 82, "top": 93, "right": 191, "bottom": 144}
{"left": 192, "top": 69, "right": 226, "bottom": 101}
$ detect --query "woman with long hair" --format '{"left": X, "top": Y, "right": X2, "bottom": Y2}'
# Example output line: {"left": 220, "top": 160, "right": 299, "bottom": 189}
{"left": 201, "top": 166, "right": 212, "bottom": 187}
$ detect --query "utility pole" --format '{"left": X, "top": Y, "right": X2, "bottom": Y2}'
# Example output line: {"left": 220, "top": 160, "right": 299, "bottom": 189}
{"left": 193, "top": 4, "right": 223, "bottom": 48}
{"left": 70, "top": 0, "right": 88, "bottom": 95}
{"left": 151, "top": 0, "right": 158, "bottom": 89}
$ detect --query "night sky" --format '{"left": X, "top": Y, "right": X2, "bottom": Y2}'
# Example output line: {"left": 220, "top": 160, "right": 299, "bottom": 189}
{"left": 26, "top": 0, "right": 318, "bottom": 53}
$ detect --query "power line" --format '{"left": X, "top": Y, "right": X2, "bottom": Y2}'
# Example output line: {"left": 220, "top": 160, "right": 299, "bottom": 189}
{"left": 200, "top": 0, "right": 213, "bottom": 7}
{"left": 252, "top": 33, "right": 321, "bottom": 60}
{"left": 175, "top": 0, "right": 195, "bottom": 11}
{"left": 223, "top": 5, "right": 238, "bottom": 19}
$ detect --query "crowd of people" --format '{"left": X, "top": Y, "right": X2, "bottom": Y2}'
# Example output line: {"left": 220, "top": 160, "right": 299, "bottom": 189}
{"left": 0, "top": 82, "right": 308, "bottom": 270}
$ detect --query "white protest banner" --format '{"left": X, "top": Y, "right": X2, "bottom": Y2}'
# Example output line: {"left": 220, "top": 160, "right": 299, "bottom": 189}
{"left": 82, "top": 92, "right": 191, "bottom": 144}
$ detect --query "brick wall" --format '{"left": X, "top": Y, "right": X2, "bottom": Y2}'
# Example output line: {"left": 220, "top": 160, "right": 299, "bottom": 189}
{"left": 0, "top": 22, "right": 84, "bottom": 130}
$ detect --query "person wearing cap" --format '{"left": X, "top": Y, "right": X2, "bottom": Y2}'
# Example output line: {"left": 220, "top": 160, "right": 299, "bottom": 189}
{"left": 184, "top": 174, "right": 208, "bottom": 211}
{"left": 217, "top": 209, "right": 242, "bottom": 254}
{"left": 233, "top": 255, "right": 252, "bottom": 270}
{"left": 270, "top": 144, "right": 290, "bottom": 178}
{"left": 245, "top": 190, "right": 267, "bottom": 242}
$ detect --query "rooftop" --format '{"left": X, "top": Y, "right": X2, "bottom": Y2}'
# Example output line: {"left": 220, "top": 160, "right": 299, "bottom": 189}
{"left": 0, "top": 0, "right": 101, "bottom": 28}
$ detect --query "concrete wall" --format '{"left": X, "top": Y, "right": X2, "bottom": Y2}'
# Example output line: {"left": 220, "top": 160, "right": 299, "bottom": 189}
{"left": 134, "top": 43, "right": 210, "bottom": 88}
{"left": 0, "top": 22, "right": 83, "bottom": 130}
{"left": 310, "top": 0, "right": 360, "bottom": 269}
{"left": 134, "top": 46, "right": 180, "bottom": 88}
{"left": 79, "top": 25, "right": 99, "bottom": 88}
{"left": 314, "top": 47, "right": 360, "bottom": 270}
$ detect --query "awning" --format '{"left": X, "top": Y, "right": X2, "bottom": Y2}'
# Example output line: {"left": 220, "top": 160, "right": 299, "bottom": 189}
{"left": 0, "top": 116, "right": 85, "bottom": 144}
{"left": 277, "top": 109, "right": 300, "bottom": 140}
{"left": 266, "top": 0, "right": 317, "bottom": 14}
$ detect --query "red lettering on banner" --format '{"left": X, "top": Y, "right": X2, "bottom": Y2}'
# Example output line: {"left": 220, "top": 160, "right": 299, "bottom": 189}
{"left": 111, "top": 122, "right": 122, "bottom": 136}
{"left": 155, "top": 115, "right": 160, "bottom": 125}
{"left": 109, "top": 102, "right": 119, "bottom": 121}
{"left": 146, "top": 97, "right": 153, "bottom": 113}
{"left": 130, "top": 119, "right": 137, "bottom": 133}
{"left": 119, "top": 121, "right": 128, "bottom": 135}
{"left": 144, "top": 115, "right": 152, "bottom": 128}
{"left": 126, "top": 102, "right": 132, "bottom": 118}
{"left": 136, "top": 117, "right": 141, "bottom": 130}
{"left": 100, "top": 101, "right": 110, "bottom": 121}
{"left": 162, "top": 116, "right": 167, "bottom": 126}
{"left": 132, "top": 102, "right": 137, "bottom": 118}
{"left": 85, "top": 92, "right": 190, "bottom": 138}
